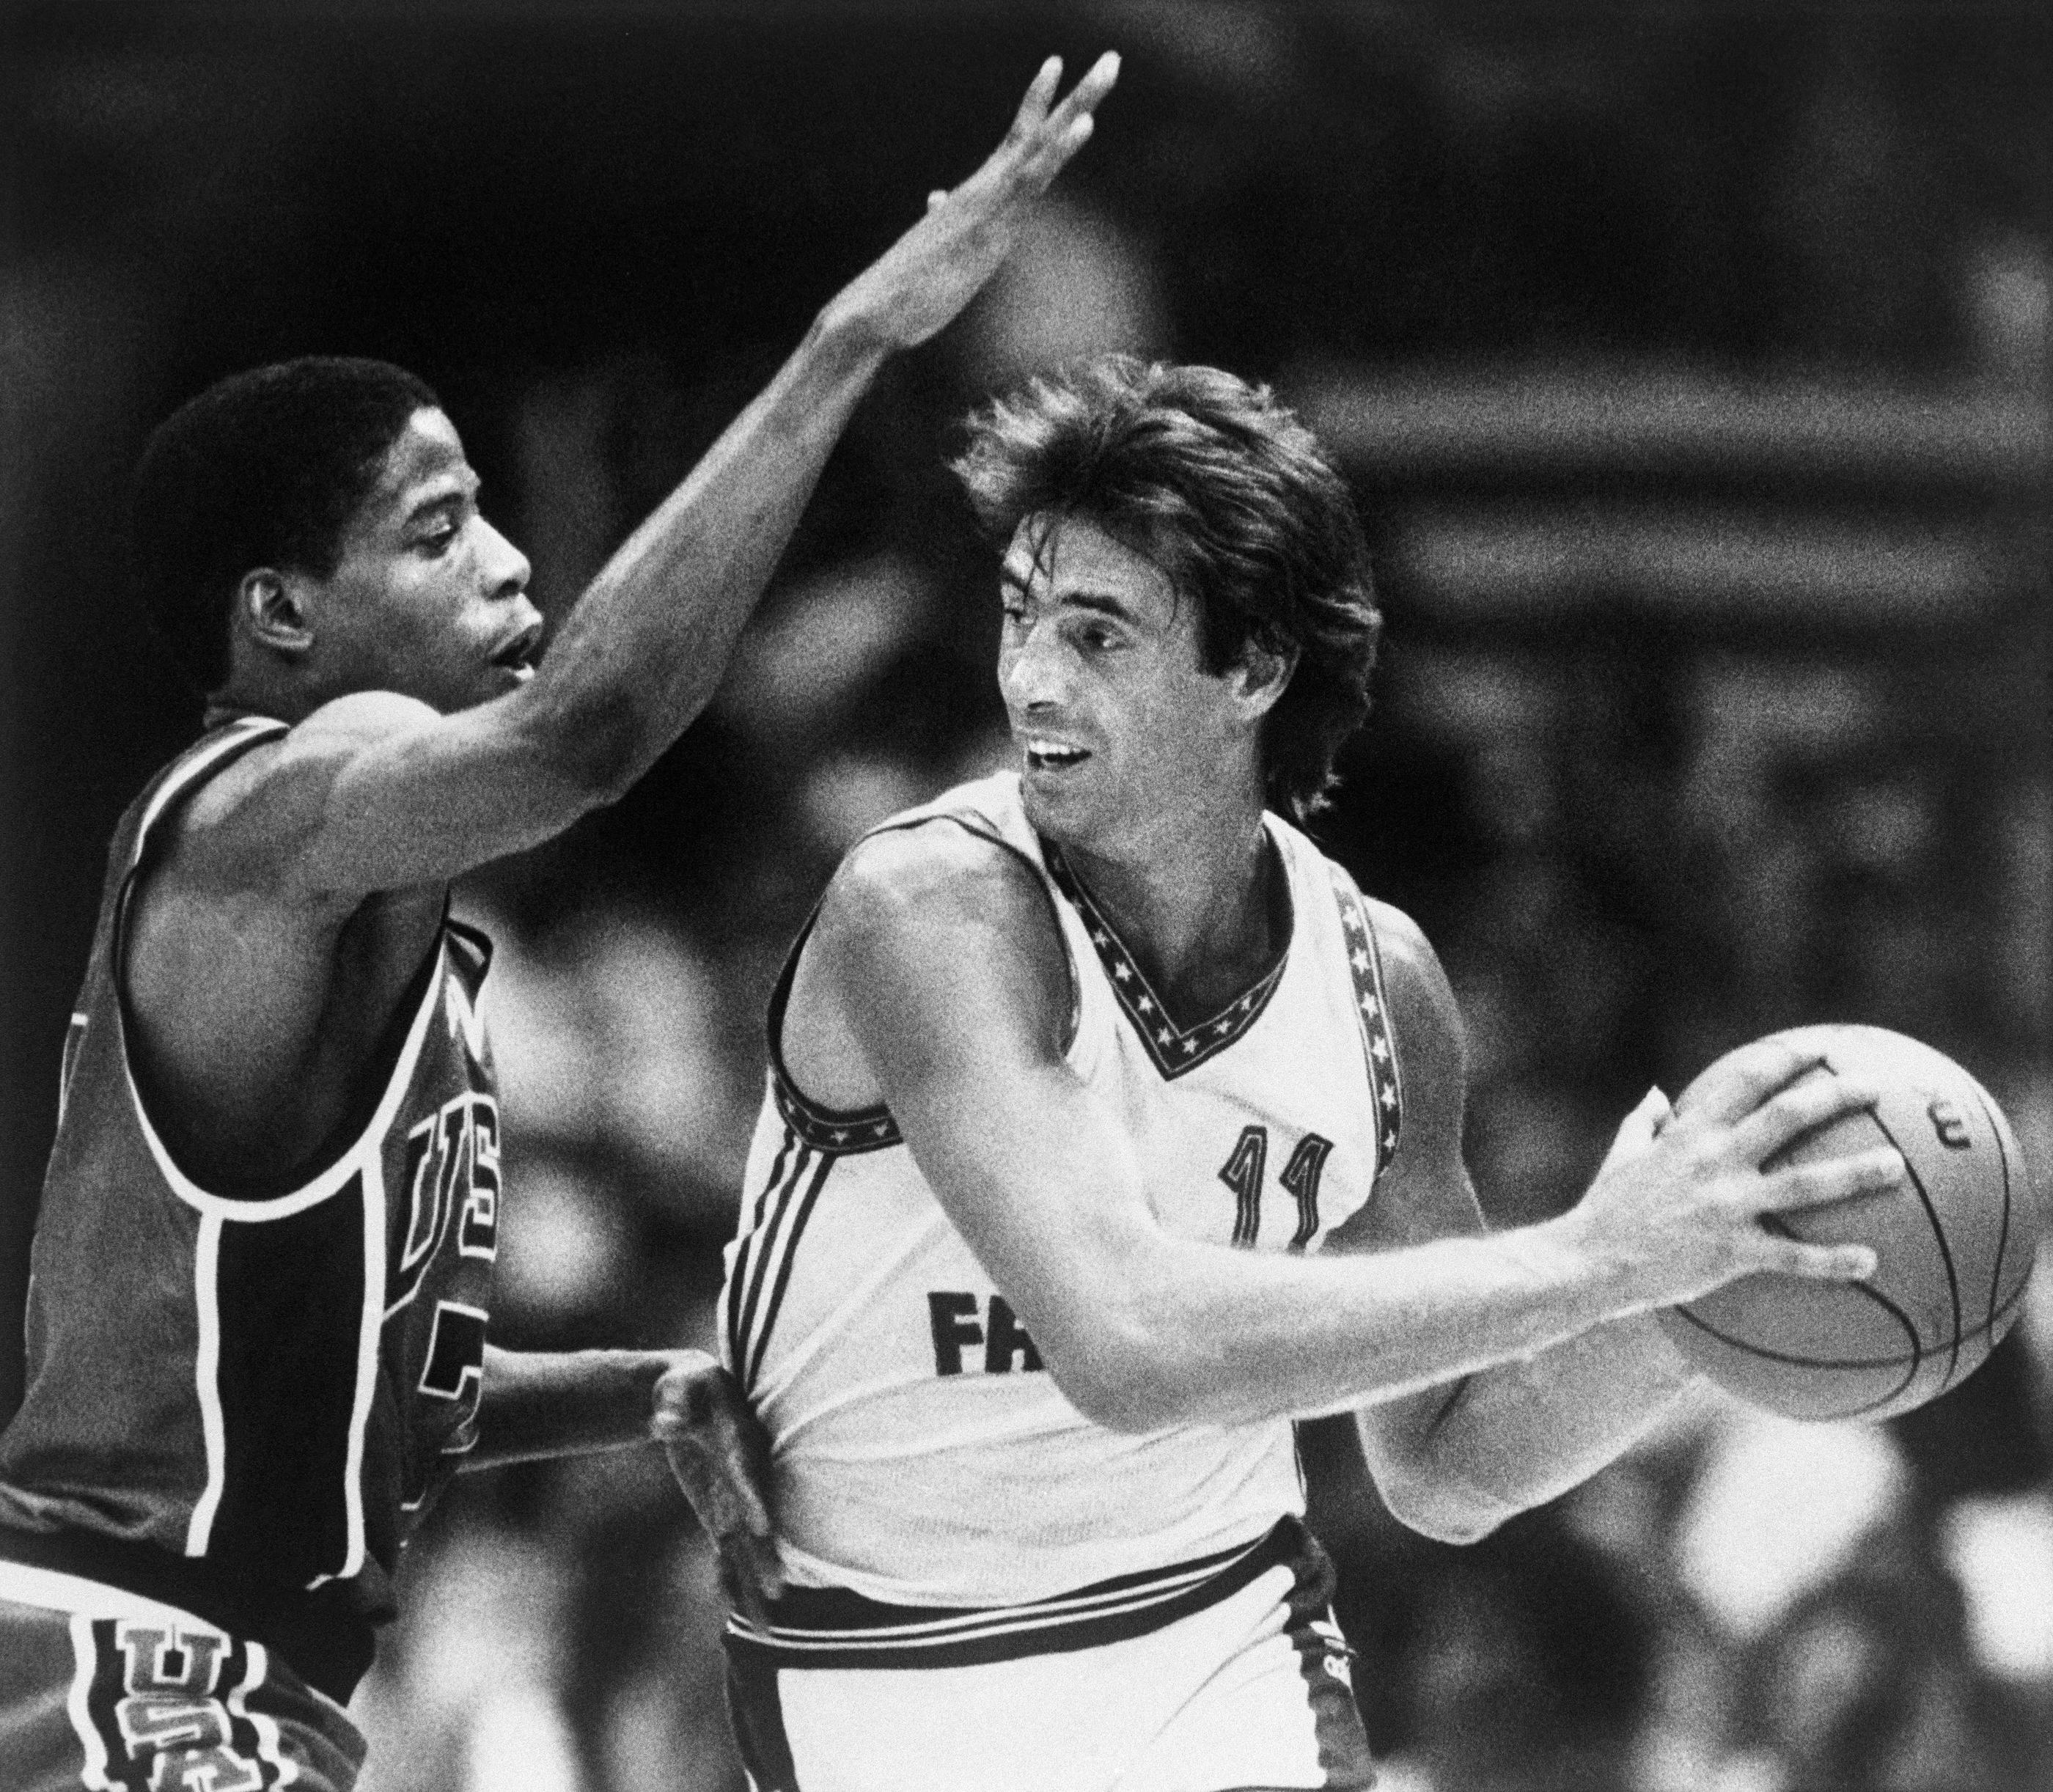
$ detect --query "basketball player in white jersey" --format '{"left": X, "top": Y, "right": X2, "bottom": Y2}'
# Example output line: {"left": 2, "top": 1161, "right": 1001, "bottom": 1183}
{"left": 716, "top": 357, "right": 1906, "bottom": 1791}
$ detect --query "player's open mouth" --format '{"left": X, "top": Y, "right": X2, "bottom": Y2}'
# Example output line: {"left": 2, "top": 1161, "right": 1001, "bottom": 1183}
{"left": 1024, "top": 738, "right": 1090, "bottom": 773}
{"left": 493, "top": 625, "right": 543, "bottom": 680}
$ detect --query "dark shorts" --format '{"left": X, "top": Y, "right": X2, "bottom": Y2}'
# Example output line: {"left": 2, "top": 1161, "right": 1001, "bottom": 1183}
{"left": 0, "top": 1568, "right": 366, "bottom": 1792}
{"left": 723, "top": 1518, "right": 1376, "bottom": 1792}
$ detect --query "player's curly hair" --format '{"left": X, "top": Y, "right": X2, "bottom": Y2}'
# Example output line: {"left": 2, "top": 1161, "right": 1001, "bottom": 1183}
{"left": 950, "top": 356, "right": 1381, "bottom": 820}
{"left": 131, "top": 356, "right": 441, "bottom": 696}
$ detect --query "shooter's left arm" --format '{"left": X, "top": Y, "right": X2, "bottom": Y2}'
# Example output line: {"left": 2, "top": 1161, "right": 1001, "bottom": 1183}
{"left": 468, "top": 1345, "right": 681, "bottom": 1464}
{"left": 1334, "top": 906, "right": 1707, "bottom": 1544}
{"left": 467, "top": 1345, "right": 782, "bottom": 1614}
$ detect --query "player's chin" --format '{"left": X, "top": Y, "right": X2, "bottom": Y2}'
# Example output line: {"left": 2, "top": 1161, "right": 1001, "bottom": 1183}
{"left": 1018, "top": 763, "right": 1103, "bottom": 842}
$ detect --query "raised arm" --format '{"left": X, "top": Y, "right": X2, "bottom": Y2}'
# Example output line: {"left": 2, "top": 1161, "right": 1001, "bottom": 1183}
{"left": 1323, "top": 907, "right": 1707, "bottom": 1543}
{"left": 236, "top": 53, "right": 1123, "bottom": 902}
{"left": 801, "top": 827, "right": 1908, "bottom": 1436}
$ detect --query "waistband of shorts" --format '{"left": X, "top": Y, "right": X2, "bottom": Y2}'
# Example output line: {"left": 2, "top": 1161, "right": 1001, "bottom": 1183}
{"left": 0, "top": 1521, "right": 377, "bottom": 1706}
{"left": 724, "top": 1516, "right": 1308, "bottom": 1670}
{"left": 0, "top": 1560, "right": 217, "bottom": 1628}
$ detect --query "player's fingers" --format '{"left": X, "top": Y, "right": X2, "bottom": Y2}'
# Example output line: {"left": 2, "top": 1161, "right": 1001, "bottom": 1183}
{"left": 1759, "top": 1145, "right": 1906, "bottom": 1212}
{"left": 1674, "top": 1038, "right": 1826, "bottom": 1128}
{"left": 1750, "top": 1235, "right": 1879, "bottom": 1283}
{"left": 1598, "top": 1086, "right": 1670, "bottom": 1175}
{"left": 1730, "top": 1070, "right": 1879, "bottom": 1167}
{"left": 1024, "top": 54, "right": 1118, "bottom": 180}
{"left": 1043, "top": 49, "right": 1121, "bottom": 134}
{"left": 1004, "top": 55, "right": 1064, "bottom": 144}
{"left": 739, "top": 1529, "right": 785, "bottom": 1600}
{"left": 927, "top": 188, "right": 948, "bottom": 211}
{"left": 682, "top": 1421, "right": 774, "bottom": 1537}
{"left": 716, "top": 1527, "right": 785, "bottom": 1619}
{"left": 718, "top": 1544, "right": 767, "bottom": 1625}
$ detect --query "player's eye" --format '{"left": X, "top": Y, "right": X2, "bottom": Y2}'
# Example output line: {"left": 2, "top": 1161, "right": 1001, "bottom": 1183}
{"left": 417, "top": 515, "right": 460, "bottom": 554}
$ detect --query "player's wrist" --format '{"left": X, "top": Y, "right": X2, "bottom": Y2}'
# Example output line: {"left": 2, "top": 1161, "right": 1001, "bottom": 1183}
{"left": 804, "top": 293, "right": 898, "bottom": 382}
{"left": 1521, "top": 1207, "right": 1676, "bottom": 1321}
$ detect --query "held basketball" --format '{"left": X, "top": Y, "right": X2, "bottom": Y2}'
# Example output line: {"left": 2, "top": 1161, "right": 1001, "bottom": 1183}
{"left": 1654, "top": 1024, "right": 2043, "bottom": 1422}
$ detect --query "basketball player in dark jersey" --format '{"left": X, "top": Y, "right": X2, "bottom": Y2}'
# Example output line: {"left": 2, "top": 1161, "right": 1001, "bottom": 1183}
{"left": 0, "top": 52, "right": 1119, "bottom": 1791}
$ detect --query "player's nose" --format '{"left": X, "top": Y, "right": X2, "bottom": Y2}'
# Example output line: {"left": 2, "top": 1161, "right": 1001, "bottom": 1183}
{"left": 479, "top": 517, "right": 533, "bottom": 601}
{"left": 999, "top": 625, "right": 1067, "bottom": 710}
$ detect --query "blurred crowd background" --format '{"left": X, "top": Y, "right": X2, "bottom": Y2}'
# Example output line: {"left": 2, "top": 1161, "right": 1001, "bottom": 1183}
{"left": 5, "top": 2, "right": 2050, "bottom": 1788}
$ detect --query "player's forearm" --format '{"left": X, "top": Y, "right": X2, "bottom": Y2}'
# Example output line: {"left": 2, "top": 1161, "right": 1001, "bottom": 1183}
{"left": 1066, "top": 1211, "right": 1673, "bottom": 1433}
{"left": 464, "top": 1345, "right": 673, "bottom": 1468}
{"left": 1362, "top": 1314, "right": 1706, "bottom": 1538}
{"left": 514, "top": 309, "right": 889, "bottom": 798}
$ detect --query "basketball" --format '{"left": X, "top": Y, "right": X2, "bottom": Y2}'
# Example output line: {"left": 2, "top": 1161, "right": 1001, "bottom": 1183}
{"left": 1653, "top": 1024, "right": 2043, "bottom": 1422}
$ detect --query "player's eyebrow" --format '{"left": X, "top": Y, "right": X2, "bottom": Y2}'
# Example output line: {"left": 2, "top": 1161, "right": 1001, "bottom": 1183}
{"left": 999, "top": 565, "right": 1145, "bottom": 625}
{"left": 1052, "top": 588, "right": 1144, "bottom": 625}
{"left": 401, "top": 471, "right": 480, "bottom": 525}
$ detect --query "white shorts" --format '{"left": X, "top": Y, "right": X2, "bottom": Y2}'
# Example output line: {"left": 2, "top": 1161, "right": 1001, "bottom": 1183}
{"left": 723, "top": 1518, "right": 1375, "bottom": 1792}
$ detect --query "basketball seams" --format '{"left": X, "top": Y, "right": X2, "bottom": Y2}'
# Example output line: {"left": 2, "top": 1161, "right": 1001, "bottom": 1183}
{"left": 1670, "top": 1270, "right": 2030, "bottom": 1373}
{"left": 1667, "top": 1279, "right": 1918, "bottom": 1371}
{"left": 1965, "top": 1080, "right": 2015, "bottom": 1342}
{"left": 1824, "top": 1051, "right": 1964, "bottom": 1392}
{"left": 1663, "top": 1024, "right": 2028, "bottom": 1422}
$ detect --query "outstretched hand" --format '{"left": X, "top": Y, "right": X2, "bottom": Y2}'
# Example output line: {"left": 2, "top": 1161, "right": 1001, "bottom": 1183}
{"left": 826, "top": 51, "right": 1121, "bottom": 353}
{"left": 1566, "top": 1036, "right": 1908, "bottom": 1309}
{"left": 647, "top": 1353, "right": 783, "bottom": 1622}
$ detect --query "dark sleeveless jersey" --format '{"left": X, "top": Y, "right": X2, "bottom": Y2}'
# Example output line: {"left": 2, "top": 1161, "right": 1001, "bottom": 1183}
{"left": 0, "top": 718, "right": 501, "bottom": 1701}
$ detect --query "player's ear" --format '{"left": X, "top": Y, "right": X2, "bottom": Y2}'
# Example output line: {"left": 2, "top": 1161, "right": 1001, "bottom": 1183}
{"left": 1227, "top": 632, "right": 1298, "bottom": 724}
{"left": 236, "top": 568, "right": 315, "bottom": 659}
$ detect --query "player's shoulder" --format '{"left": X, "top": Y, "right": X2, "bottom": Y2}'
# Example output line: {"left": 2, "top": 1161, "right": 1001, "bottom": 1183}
{"left": 816, "top": 774, "right": 1060, "bottom": 970}
{"left": 161, "top": 696, "right": 445, "bottom": 905}
{"left": 184, "top": 692, "right": 440, "bottom": 809}
{"left": 276, "top": 688, "right": 444, "bottom": 752}
{"left": 833, "top": 790, "right": 1043, "bottom": 928}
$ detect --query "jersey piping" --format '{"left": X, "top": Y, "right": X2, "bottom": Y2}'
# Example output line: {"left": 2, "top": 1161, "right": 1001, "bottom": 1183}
{"left": 1326, "top": 862, "right": 1405, "bottom": 1178}
{"left": 1040, "top": 838, "right": 1293, "bottom": 1081}
{"left": 0, "top": 719, "right": 502, "bottom": 1702}
{"left": 98, "top": 719, "right": 456, "bottom": 1572}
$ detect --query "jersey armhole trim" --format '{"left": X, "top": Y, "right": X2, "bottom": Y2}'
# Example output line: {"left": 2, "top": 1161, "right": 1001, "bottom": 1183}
{"left": 1326, "top": 863, "right": 1405, "bottom": 1181}
{"left": 109, "top": 719, "right": 452, "bottom": 1221}
{"left": 761, "top": 806, "right": 1083, "bottom": 1153}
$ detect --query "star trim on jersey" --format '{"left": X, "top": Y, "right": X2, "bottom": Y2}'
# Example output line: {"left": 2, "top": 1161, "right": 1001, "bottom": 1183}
{"left": 1328, "top": 864, "right": 1403, "bottom": 1177}
{"left": 724, "top": 1519, "right": 1300, "bottom": 1671}
{"left": 1040, "top": 842, "right": 1288, "bottom": 1081}
{"left": 770, "top": 1066, "right": 902, "bottom": 1155}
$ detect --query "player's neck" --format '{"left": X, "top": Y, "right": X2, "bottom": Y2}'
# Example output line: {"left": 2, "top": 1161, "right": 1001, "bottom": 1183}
{"left": 1060, "top": 801, "right": 1281, "bottom": 1022}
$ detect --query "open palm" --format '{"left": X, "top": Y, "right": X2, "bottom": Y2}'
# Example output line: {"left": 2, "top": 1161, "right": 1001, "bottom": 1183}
{"left": 831, "top": 51, "right": 1121, "bottom": 352}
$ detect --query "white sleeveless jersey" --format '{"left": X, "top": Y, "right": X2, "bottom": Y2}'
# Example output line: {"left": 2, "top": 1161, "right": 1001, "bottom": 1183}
{"left": 719, "top": 774, "right": 1406, "bottom": 1608}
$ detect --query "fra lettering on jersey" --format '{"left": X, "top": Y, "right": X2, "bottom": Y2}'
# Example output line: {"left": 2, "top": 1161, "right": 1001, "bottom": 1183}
{"left": 928, "top": 1293, "right": 1043, "bottom": 1376}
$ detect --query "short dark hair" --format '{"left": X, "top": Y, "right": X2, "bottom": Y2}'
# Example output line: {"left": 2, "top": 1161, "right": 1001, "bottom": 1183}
{"left": 950, "top": 356, "right": 1381, "bottom": 820}
{"left": 131, "top": 356, "right": 441, "bottom": 695}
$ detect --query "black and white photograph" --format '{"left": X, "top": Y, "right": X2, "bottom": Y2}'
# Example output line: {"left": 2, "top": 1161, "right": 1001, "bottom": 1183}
{"left": 4, "top": 4, "right": 2049, "bottom": 1789}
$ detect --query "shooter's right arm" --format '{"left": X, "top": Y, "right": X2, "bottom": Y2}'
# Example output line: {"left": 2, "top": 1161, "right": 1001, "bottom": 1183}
{"left": 805, "top": 826, "right": 1908, "bottom": 1435}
